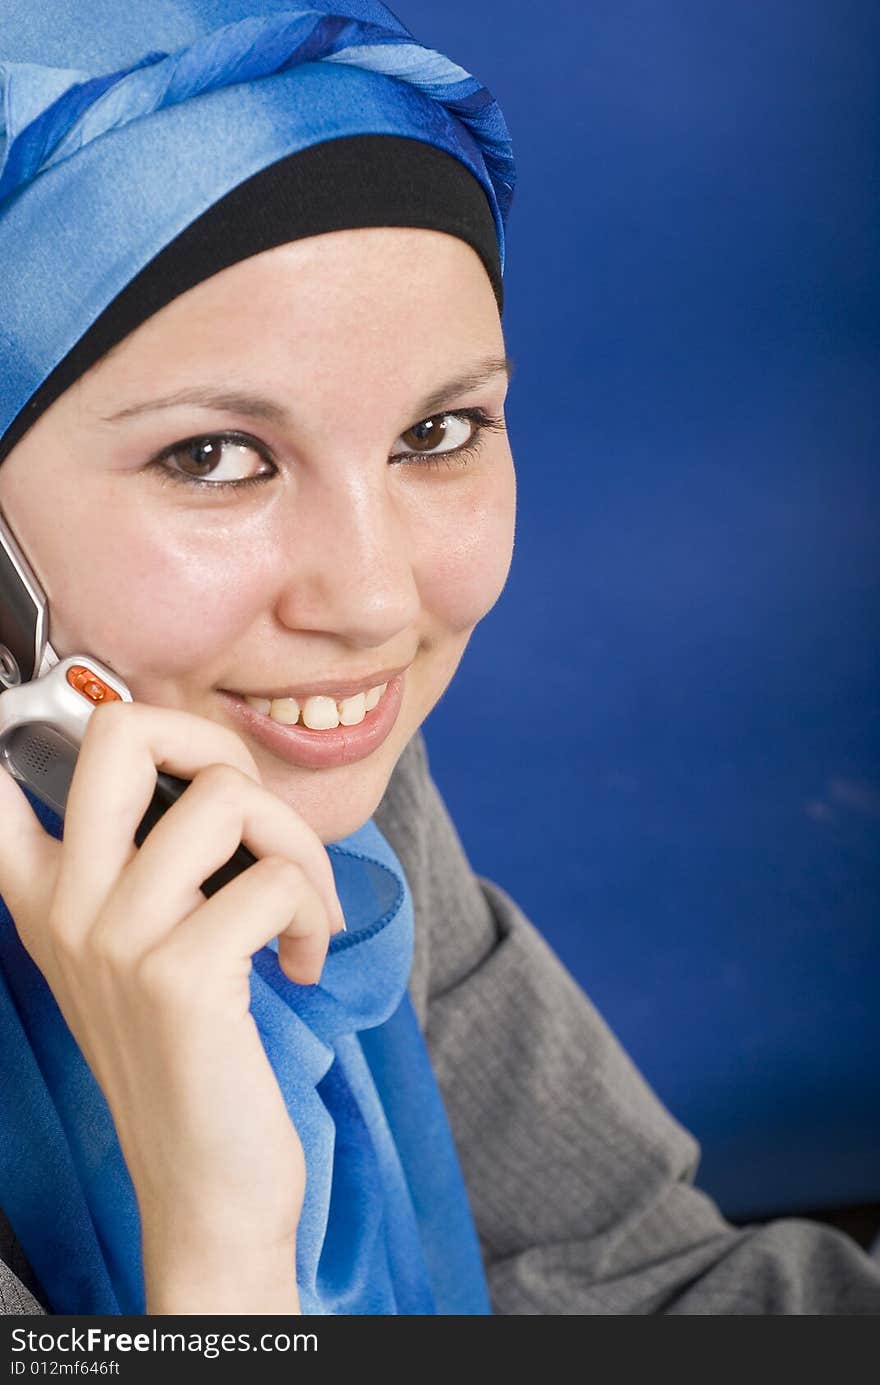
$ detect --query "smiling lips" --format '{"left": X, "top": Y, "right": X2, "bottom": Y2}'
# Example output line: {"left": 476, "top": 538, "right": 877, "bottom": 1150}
{"left": 242, "top": 683, "right": 388, "bottom": 730}
{"left": 218, "top": 672, "right": 407, "bottom": 770}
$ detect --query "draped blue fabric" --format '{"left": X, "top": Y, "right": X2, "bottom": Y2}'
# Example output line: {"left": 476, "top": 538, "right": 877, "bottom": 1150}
{"left": 0, "top": 789, "right": 491, "bottom": 1315}
{"left": 0, "top": 1, "right": 515, "bottom": 443}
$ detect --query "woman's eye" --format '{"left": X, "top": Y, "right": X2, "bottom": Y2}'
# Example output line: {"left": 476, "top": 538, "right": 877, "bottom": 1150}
{"left": 390, "top": 412, "right": 477, "bottom": 458}
{"left": 146, "top": 410, "right": 505, "bottom": 491}
{"left": 150, "top": 433, "right": 275, "bottom": 488}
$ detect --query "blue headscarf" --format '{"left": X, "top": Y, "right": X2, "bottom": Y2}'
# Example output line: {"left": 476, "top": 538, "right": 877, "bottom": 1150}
{"left": 0, "top": 1, "right": 514, "bottom": 446}
{"left": 0, "top": 0, "right": 515, "bottom": 1315}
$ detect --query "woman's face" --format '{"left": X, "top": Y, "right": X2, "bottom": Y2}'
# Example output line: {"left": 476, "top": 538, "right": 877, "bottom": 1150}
{"left": 0, "top": 228, "right": 515, "bottom": 842}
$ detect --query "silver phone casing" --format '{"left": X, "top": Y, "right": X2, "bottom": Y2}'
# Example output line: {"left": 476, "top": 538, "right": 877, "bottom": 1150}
{"left": 0, "top": 655, "right": 132, "bottom": 814}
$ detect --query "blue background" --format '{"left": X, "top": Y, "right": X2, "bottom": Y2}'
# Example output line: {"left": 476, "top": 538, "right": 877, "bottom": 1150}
{"left": 403, "top": 0, "right": 880, "bottom": 1217}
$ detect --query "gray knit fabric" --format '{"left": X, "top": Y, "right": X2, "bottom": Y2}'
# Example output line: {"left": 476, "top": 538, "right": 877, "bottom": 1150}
{"left": 3, "top": 728, "right": 879, "bottom": 1314}
{"left": 0, "top": 1208, "right": 42, "bottom": 1314}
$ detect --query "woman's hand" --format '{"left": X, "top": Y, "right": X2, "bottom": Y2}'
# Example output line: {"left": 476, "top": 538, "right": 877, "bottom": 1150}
{"left": 0, "top": 699, "right": 345, "bottom": 1313}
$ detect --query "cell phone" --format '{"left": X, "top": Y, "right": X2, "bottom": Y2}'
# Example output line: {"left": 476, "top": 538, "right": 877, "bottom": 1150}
{"left": 0, "top": 507, "right": 257, "bottom": 899}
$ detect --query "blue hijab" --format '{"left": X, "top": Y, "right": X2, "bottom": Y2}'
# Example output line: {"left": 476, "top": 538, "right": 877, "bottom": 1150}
{"left": 0, "top": 0, "right": 515, "bottom": 1314}
{"left": 0, "top": 0, "right": 514, "bottom": 443}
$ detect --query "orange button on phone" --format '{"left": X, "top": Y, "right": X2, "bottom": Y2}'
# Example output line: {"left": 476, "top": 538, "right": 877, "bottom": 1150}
{"left": 66, "top": 665, "right": 122, "bottom": 704}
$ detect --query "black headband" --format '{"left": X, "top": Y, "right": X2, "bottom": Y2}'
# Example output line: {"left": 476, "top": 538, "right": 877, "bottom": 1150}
{"left": 0, "top": 134, "right": 503, "bottom": 464}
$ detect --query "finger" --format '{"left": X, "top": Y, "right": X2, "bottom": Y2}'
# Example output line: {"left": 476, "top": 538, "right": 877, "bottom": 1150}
{"left": 0, "top": 764, "right": 61, "bottom": 965}
{"left": 143, "top": 854, "right": 331, "bottom": 989}
{"left": 95, "top": 761, "right": 344, "bottom": 957}
{"left": 56, "top": 700, "right": 264, "bottom": 935}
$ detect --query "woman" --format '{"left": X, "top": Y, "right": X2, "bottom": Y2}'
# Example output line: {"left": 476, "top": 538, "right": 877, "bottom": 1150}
{"left": 0, "top": 1, "right": 878, "bottom": 1316}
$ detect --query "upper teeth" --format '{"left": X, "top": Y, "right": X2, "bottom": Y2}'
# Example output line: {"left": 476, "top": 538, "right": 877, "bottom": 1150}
{"left": 244, "top": 683, "right": 387, "bottom": 730}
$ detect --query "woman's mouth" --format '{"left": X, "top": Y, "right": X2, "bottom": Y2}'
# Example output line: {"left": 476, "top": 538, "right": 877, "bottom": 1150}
{"left": 238, "top": 681, "right": 388, "bottom": 730}
{"left": 216, "top": 673, "right": 406, "bottom": 769}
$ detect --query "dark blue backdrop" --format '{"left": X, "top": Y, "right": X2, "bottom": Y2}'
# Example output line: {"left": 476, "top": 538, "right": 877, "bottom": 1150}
{"left": 398, "top": 0, "right": 880, "bottom": 1217}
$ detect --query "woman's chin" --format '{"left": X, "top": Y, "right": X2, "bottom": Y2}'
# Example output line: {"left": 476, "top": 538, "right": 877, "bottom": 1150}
{"left": 290, "top": 795, "right": 382, "bottom": 847}
{"left": 256, "top": 751, "right": 396, "bottom": 845}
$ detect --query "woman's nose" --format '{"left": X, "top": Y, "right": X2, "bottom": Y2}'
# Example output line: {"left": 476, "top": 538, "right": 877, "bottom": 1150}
{"left": 272, "top": 472, "right": 422, "bottom": 648}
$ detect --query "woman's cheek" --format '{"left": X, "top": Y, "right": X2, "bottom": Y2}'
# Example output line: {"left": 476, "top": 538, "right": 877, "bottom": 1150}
{"left": 418, "top": 465, "right": 516, "bottom": 631}
{"left": 51, "top": 526, "right": 262, "bottom": 676}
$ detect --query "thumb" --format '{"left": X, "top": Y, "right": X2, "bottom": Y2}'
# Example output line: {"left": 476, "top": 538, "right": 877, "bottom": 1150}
{"left": 0, "top": 764, "right": 60, "bottom": 936}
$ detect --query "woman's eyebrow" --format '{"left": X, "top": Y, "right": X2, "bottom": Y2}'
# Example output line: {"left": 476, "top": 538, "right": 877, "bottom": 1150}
{"left": 412, "top": 354, "right": 514, "bottom": 416}
{"left": 100, "top": 354, "right": 514, "bottom": 426}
